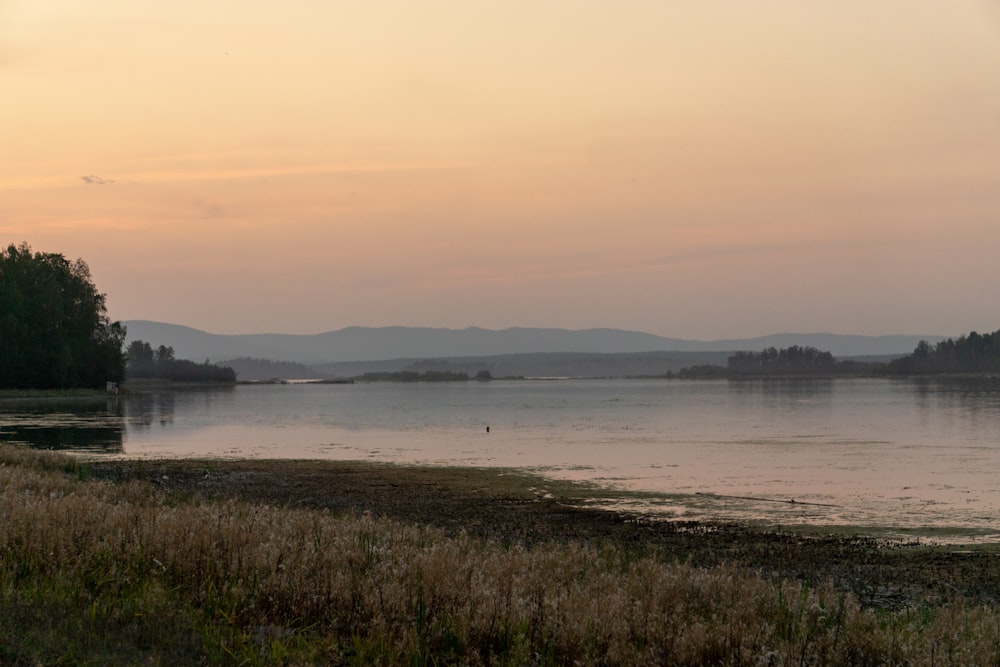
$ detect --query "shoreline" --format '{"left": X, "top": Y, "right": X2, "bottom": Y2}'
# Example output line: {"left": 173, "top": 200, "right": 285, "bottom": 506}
{"left": 89, "top": 450, "right": 999, "bottom": 547}
{"left": 85, "top": 456, "right": 1000, "bottom": 610}
{"left": 8, "top": 445, "right": 1000, "bottom": 662}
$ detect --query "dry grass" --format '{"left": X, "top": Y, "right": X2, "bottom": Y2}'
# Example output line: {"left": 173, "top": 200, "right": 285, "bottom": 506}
{"left": 2, "top": 445, "right": 1000, "bottom": 665}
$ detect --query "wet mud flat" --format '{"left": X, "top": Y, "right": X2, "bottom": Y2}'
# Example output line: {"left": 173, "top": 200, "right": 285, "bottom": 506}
{"left": 87, "top": 457, "right": 1000, "bottom": 611}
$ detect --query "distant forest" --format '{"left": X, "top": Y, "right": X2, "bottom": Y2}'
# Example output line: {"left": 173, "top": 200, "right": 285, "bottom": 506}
{"left": 727, "top": 346, "right": 836, "bottom": 375}
{"left": 121, "top": 330, "right": 1000, "bottom": 384}
{"left": 222, "top": 357, "right": 317, "bottom": 381}
{"left": 679, "top": 329, "right": 1000, "bottom": 378}
{"left": 355, "top": 370, "right": 492, "bottom": 382}
{"left": 885, "top": 330, "right": 1000, "bottom": 375}
{"left": 126, "top": 341, "right": 236, "bottom": 383}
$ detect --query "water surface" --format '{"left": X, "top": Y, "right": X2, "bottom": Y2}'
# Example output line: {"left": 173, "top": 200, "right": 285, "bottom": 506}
{"left": 2, "top": 378, "right": 998, "bottom": 542}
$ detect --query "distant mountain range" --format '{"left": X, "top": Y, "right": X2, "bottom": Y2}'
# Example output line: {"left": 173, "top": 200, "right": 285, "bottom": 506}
{"left": 123, "top": 320, "right": 944, "bottom": 371}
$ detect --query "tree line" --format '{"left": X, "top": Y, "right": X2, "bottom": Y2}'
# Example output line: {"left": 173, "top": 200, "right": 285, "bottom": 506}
{"left": 886, "top": 329, "right": 1000, "bottom": 375}
{"left": 679, "top": 331, "right": 1000, "bottom": 379}
{"left": 727, "top": 345, "right": 837, "bottom": 375}
{"left": 355, "top": 370, "right": 480, "bottom": 382}
{"left": 0, "top": 243, "right": 126, "bottom": 389}
{"left": 126, "top": 341, "right": 236, "bottom": 383}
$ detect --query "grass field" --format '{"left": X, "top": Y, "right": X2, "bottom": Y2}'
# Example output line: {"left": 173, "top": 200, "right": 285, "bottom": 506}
{"left": 2, "top": 444, "right": 999, "bottom": 665}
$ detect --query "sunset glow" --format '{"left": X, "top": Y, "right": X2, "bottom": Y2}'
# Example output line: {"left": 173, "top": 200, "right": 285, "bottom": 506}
{"left": 3, "top": 1, "right": 999, "bottom": 337}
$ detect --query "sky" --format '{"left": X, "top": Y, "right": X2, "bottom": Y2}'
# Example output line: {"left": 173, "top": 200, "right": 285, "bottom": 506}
{"left": 2, "top": 1, "right": 999, "bottom": 339}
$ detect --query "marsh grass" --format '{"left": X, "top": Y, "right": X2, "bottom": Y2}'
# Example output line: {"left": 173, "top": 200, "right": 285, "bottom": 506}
{"left": 2, "top": 445, "right": 999, "bottom": 665}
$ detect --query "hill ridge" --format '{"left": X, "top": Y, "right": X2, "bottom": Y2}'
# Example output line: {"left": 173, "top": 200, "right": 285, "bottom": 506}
{"left": 123, "top": 320, "right": 945, "bottom": 366}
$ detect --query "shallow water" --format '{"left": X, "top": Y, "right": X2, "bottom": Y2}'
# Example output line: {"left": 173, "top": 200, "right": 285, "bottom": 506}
{"left": 3, "top": 378, "right": 999, "bottom": 542}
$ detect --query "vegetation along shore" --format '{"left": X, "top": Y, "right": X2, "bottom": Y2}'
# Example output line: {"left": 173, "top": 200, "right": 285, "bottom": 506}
{"left": 2, "top": 445, "right": 999, "bottom": 665}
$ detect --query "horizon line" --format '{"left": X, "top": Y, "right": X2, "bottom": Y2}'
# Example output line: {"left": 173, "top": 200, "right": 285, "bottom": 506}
{"left": 119, "top": 319, "right": 951, "bottom": 342}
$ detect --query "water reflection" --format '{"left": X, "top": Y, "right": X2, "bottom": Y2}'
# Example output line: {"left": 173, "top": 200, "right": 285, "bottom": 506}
{"left": 726, "top": 377, "right": 835, "bottom": 393}
{"left": 910, "top": 376, "right": 1000, "bottom": 405}
{"left": 120, "top": 385, "right": 238, "bottom": 449}
{"left": 909, "top": 377, "right": 1000, "bottom": 432}
{"left": 726, "top": 377, "right": 834, "bottom": 399}
{"left": 0, "top": 386, "right": 239, "bottom": 455}
{"left": 127, "top": 391, "right": 178, "bottom": 430}
{"left": 2, "top": 379, "right": 999, "bottom": 540}
{"left": 0, "top": 397, "right": 125, "bottom": 453}
{"left": 724, "top": 378, "right": 835, "bottom": 418}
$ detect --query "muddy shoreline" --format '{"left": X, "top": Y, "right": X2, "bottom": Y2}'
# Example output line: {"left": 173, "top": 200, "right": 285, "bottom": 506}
{"left": 87, "top": 457, "right": 1000, "bottom": 610}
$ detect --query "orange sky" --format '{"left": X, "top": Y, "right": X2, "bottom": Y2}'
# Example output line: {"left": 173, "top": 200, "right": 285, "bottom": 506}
{"left": 3, "top": 1, "right": 999, "bottom": 338}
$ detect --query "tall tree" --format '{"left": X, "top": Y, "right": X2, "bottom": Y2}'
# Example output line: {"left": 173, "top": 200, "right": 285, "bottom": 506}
{"left": 126, "top": 340, "right": 155, "bottom": 366}
{"left": 0, "top": 243, "right": 127, "bottom": 389}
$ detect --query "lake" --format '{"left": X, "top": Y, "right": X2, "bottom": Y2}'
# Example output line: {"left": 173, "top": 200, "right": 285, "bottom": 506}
{"left": 2, "top": 378, "right": 999, "bottom": 542}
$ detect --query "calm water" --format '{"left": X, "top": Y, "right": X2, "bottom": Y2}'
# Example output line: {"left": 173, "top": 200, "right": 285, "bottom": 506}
{"left": 3, "top": 378, "right": 999, "bottom": 542}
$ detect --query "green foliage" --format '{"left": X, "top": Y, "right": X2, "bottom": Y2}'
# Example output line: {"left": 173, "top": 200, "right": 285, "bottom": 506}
{"left": 126, "top": 340, "right": 236, "bottom": 382}
{"left": 0, "top": 243, "right": 126, "bottom": 389}
{"left": 887, "top": 329, "right": 1000, "bottom": 374}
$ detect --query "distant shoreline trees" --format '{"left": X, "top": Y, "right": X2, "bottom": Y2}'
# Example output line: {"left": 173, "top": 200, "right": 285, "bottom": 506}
{"left": 355, "top": 370, "right": 474, "bottom": 382}
{"left": 886, "top": 330, "right": 1000, "bottom": 375}
{"left": 0, "top": 243, "right": 126, "bottom": 389}
{"left": 674, "top": 345, "right": 879, "bottom": 378}
{"left": 126, "top": 340, "right": 236, "bottom": 383}
{"left": 676, "top": 331, "right": 1000, "bottom": 379}
{"left": 221, "top": 357, "right": 316, "bottom": 382}
{"left": 727, "top": 345, "right": 836, "bottom": 376}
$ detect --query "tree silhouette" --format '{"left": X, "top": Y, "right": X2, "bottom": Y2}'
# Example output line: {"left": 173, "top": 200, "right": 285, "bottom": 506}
{"left": 0, "top": 243, "right": 126, "bottom": 389}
